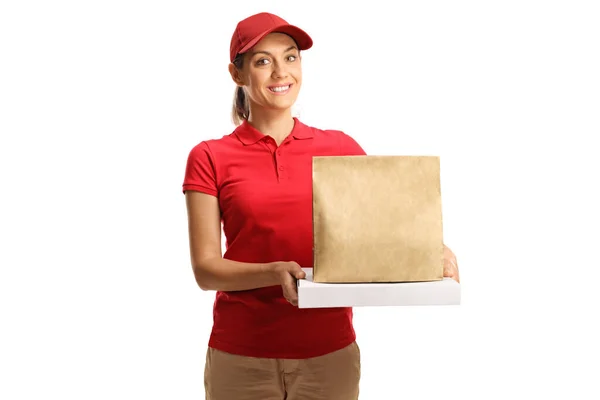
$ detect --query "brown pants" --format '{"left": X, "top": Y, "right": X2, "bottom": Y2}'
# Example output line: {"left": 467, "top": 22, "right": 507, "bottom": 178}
{"left": 204, "top": 342, "right": 361, "bottom": 400}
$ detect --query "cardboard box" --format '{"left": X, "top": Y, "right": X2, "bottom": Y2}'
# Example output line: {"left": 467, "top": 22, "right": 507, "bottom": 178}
{"left": 312, "top": 155, "right": 444, "bottom": 283}
{"left": 297, "top": 268, "right": 460, "bottom": 308}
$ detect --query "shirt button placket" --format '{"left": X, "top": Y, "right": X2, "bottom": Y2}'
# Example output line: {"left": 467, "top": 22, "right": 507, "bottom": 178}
{"left": 277, "top": 152, "right": 286, "bottom": 181}
{"left": 271, "top": 138, "right": 289, "bottom": 182}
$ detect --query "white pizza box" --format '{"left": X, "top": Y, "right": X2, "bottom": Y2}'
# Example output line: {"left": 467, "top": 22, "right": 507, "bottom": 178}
{"left": 297, "top": 268, "right": 461, "bottom": 308}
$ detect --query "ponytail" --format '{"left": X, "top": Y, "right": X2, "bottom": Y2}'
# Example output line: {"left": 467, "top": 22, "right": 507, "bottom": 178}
{"left": 232, "top": 86, "right": 249, "bottom": 126}
{"left": 231, "top": 53, "right": 249, "bottom": 125}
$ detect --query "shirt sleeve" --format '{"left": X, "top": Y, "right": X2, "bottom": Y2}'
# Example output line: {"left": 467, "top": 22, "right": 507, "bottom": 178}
{"left": 182, "top": 141, "right": 218, "bottom": 196}
{"left": 338, "top": 131, "right": 367, "bottom": 156}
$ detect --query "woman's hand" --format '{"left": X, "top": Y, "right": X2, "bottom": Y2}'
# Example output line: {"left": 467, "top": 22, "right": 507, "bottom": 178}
{"left": 443, "top": 244, "right": 460, "bottom": 283}
{"left": 272, "top": 261, "right": 306, "bottom": 306}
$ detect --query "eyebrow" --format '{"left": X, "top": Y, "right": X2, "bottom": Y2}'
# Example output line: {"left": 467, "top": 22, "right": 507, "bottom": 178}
{"left": 250, "top": 45, "right": 298, "bottom": 57}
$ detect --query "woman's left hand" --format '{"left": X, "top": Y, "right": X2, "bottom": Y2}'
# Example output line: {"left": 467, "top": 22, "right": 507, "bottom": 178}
{"left": 443, "top": 244, "right": 460, "bottom": 283}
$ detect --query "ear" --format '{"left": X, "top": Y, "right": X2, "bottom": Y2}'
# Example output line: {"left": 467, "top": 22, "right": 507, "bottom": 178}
{"left": 228, "top": 63, "right": 245, "bottom": 87}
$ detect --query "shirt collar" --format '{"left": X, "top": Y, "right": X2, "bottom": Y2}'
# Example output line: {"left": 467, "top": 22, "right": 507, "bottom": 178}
{"left": 234, "top": 117, "right": 314, "bottom": 145}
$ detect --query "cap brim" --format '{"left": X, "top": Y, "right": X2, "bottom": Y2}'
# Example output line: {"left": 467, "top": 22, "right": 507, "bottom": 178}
{"left": 239, "top": 24, "right": 313, "bottom": 55}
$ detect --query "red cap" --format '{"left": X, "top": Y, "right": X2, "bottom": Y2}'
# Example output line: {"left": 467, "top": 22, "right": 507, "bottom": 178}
{"left": 229, "top": 12, "right": 313, "bottom": 62}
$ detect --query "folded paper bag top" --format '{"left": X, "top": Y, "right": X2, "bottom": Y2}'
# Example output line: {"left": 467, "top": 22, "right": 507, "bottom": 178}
{"left": 312, "top": 155, "right": 444, "bottom": 283}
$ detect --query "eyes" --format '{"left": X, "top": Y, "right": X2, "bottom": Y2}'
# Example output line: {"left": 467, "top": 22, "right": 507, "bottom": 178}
{"left": 255, "top": 54, "right": 298, "bottom": 66}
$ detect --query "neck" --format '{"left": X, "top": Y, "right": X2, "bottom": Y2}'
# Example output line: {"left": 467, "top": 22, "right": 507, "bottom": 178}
{"left": 247, "top": 107, "right": 295, "bottom": 145}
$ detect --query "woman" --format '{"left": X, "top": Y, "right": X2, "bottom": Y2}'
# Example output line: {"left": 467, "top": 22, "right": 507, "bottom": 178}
{"left": 182, "top": 12, "right": 459, "bottom": 400}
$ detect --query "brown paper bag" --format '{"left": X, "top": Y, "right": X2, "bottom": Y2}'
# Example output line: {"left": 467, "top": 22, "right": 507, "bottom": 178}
{"left": 312, "top": 155, "right": 444, "bottom": 283}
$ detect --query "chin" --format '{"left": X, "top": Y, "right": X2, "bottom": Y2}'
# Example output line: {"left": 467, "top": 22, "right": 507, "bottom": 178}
{"left": 269, "top": 100, "right": 297, "bottom": 110}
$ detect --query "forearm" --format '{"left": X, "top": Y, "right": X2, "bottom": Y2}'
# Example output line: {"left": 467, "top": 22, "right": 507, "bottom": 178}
{"left": 193, "top": 256, "right": 280, "bottom": 292}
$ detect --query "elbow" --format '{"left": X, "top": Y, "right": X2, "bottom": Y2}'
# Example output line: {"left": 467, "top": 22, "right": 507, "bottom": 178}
{"left": 196, "top": 279, "right": 212, "bottom": 292}
{"left": 193, "top": 268, "right": 213, "bottom": 291}
{"left": 192, "top": 260, "right": 218, "bottom": 291}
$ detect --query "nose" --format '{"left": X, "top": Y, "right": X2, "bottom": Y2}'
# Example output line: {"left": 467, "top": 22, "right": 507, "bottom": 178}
{"left": 271, "top": 60, "right": 288, "bottom": 79}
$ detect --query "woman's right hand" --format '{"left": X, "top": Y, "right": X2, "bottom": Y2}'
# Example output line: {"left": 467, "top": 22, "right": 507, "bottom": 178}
{"left": 272, "top": 261, "right": 306, "bottom": 306}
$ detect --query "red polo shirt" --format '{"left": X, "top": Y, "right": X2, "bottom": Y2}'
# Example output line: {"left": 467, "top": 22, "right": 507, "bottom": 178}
{"left": 182, "top": 117, "right": 366, "bottom": 359}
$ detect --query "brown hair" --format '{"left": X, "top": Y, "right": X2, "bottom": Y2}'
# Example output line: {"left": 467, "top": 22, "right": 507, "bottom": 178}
{"left": 231, "top": 53, "right": 249, "bottom": 126}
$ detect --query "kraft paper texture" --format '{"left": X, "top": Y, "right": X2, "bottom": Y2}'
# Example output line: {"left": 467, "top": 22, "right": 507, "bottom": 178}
{"left": 312, "top": 155, "right": 444, "bottom": 283}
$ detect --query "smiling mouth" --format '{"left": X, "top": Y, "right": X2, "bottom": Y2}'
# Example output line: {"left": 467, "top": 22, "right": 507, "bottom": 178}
{"left": 268, "top": 84, "right": 292, "bottom": 93}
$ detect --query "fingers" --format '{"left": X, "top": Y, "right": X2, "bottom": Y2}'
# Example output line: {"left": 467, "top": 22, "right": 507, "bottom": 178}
{"left": 276, "top": 262, "right": 306, "bottom": 306}
{"left": 445, "top": 270, "right": 459, "bottom": 283}
{"left": 282, "top": 278, "right": 299, "bottom": 306}
{"left": 443, "top": 258, "right": 460, "bottom": 283}
{"left": 450, "top": 258, "right": 460, "bottom": 283}
{"left": 276, "top": 262, "right": 303, "bottom": 306}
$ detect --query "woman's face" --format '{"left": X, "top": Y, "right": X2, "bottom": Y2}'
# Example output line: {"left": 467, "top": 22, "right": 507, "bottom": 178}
{"left": 234, "top": 32, "right": 302, "bottom": 114}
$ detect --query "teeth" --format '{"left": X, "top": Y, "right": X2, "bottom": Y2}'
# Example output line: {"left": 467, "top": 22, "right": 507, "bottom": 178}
{"left": 270, "top": 85, "right": 290, "bottom": 92}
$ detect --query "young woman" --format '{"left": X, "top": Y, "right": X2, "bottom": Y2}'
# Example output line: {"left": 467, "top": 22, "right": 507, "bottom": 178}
{"left": 182, "top": 12, "right": 459, "bottom": 400}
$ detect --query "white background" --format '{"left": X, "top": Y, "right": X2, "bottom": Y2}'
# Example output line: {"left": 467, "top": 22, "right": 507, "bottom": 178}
{"left": 1, "top": 0, "right": 599, "bottom": 399}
